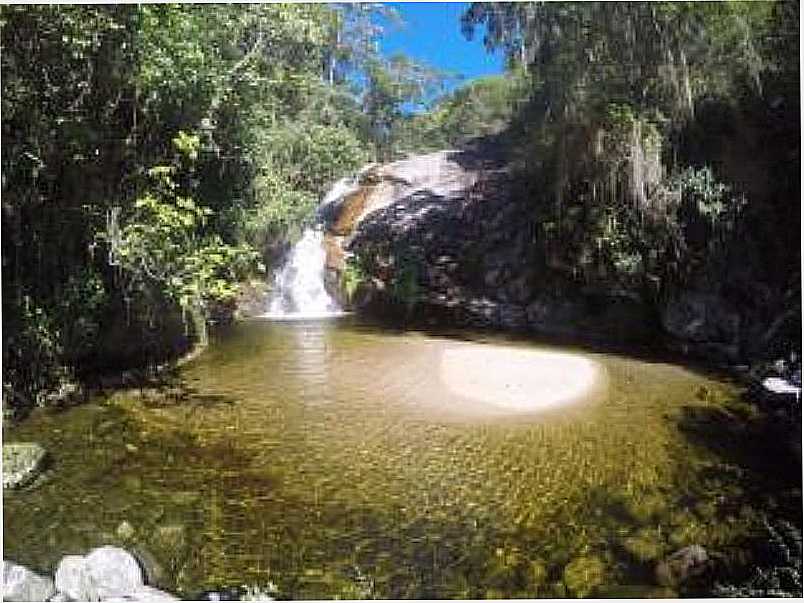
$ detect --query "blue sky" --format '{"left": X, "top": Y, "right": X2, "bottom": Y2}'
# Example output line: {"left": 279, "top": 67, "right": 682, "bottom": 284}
{"left": 378, "top": 2, "right": 505, "bottom": 90}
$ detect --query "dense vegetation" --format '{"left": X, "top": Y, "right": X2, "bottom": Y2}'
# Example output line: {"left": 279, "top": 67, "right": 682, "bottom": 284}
{"left": 2, "top": 1, "right": 800, "bottom": 412}
{"left": 461, "top": 0, "right": 799, "bottom": 307}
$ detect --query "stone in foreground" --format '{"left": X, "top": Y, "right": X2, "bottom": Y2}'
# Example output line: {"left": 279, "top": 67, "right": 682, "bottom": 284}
{"left": 3, "top": 442, "right": 47, "bottom": 490}
{"left": 55, "top": 546, "right": 145, "bottom": 601}
{"left": 2, "top": 560, "right": 56, "bottom": 602}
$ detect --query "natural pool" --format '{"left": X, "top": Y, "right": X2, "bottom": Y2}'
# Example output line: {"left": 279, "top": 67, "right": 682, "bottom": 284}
{"left": 4, "top": 318, "right": 800, "bottom": 598}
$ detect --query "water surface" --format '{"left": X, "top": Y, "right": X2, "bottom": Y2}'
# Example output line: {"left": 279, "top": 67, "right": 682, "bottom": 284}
{"left": 4, "top": 318, "right": 786, "bottom": 598}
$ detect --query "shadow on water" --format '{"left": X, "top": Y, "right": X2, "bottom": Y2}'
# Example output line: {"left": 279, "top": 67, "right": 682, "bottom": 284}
{"left": 667, "top": 395, "right": 802, "bottom": 593}
{"left": 675, "top": 400, "right": 801, "bottom": 517}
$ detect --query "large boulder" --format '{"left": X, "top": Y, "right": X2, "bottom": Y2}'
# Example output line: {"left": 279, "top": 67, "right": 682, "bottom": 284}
{"left": 2, "top": 561, "right": 56, "bottom": 602}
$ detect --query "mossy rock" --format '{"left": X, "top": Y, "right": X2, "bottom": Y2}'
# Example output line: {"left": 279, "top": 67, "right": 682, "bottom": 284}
{"left": 622, "top": 527, "right": 666, "bottom": 562}
{"left": 563, "top": 555, "right": 607, "bottom": 597}
{"left": 3, "top": 442, "right": 47, "bottom": 489}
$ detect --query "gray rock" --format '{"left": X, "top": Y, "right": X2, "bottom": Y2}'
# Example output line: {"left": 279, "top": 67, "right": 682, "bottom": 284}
{"left": 2, "top": 560, "right": 56, "bottom": 601}
{"left": 85, "top": 546, "right": 144, "bottom": 599}
{"left": 47, "top": 592, "right": 71, "bottom": 602}
{"left": 655, "top": 544, "right": 710, "bottom": 588}
{"left": 3, "top": 443, "right": 47, "bottom": 490}
{"left": 55, "top": 547, "right": 145, "bottom": 601}
{"left": 55, "top": 555, "right": 93, "bottom": 601}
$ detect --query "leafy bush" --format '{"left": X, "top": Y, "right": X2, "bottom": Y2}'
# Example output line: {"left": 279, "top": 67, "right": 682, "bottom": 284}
{"left": 102, "top": 141, "right": 259, "bottom": 342}
{"left": 390, "top": 251, "right": 422, "bottom": 311}
{"left": 2, "top": 295, "right": 68, "bottom": 412}
{"left": 58, "top": 268, "right": 108, "bottom": 362}
{"left": 340, "top": 256, "right": 369, "bottom": 304}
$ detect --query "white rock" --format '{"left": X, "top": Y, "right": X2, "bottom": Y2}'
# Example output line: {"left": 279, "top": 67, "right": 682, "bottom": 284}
{"left": 763, "top": 376, "right": 802, "bottom": 398}
{"left": 47, "top": 593, "right": 71, "bottom": 602}
{"left": 2, "top": 560, "right": 56, "bottom": 602}
{"left": 85, "top": 546, "right": 144, "bottom": 599}
{"left": 55, "top": 555, "right": 93, "bottom": 601}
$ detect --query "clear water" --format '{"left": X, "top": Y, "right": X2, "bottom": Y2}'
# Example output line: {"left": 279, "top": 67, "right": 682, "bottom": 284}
{"left": 4, "top": 319, "right": 798, "bottom": 598}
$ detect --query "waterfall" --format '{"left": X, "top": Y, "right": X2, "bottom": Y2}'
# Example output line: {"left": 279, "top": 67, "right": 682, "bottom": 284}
{"left": 264, "top": 228, "right": 344, "bottom": 320}
{"left": 263, "top": 176, "right": 362, "bottom": 320}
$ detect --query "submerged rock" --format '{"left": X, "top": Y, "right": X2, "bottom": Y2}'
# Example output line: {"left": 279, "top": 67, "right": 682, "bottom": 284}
{"left": 655, "top": 544, "right": 711, "bottom": 588}
{"left": 3, "top": 442, "right": 47, "bottom": 490}
{"left": 116, "top": 520, "right": 136, "bottom": 542}
{"left": 2, "top": 560, "right": 56, "bottom": 602}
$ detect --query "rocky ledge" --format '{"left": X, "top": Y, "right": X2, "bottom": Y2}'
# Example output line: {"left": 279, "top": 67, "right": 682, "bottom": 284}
{"left": 317, "top": 140, "right": 798, "bottom": 366}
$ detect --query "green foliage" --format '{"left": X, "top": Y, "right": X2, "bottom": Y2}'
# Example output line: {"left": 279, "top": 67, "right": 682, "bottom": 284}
{"left": 362, "top": 54, "right": 449, "bottom": 160}
{"left": 400, "top": 68, "right": 530, "bottom": 151}
{"left": 2, "top": 295, "right": 66, "bottom": 412}
{"left": 107, "top": 160, "right": 258, "bottom": 315}
{"left": 389, "top": 252, "right": 422, "bottom": 311}
{"left": 340, "top": 256, "right": 369, "bottom": 303}
{"left": 58, "top": 268, "right": 108, "bottom": 362}
{"left": 3, "top": 2, "right": 414, "bottom": 401}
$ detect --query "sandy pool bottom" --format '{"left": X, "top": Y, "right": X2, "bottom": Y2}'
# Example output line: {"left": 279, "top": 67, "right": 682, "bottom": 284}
{"left": 438, "top": 343, "right": 604, "bottom": 414}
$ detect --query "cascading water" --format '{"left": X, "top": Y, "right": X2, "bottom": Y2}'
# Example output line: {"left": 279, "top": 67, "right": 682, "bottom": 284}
{"left": 264, "top": 228, "right": 345, "bottom": 320}
{"left": 263, "top": 176, "right": 362, "bottom": 320}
